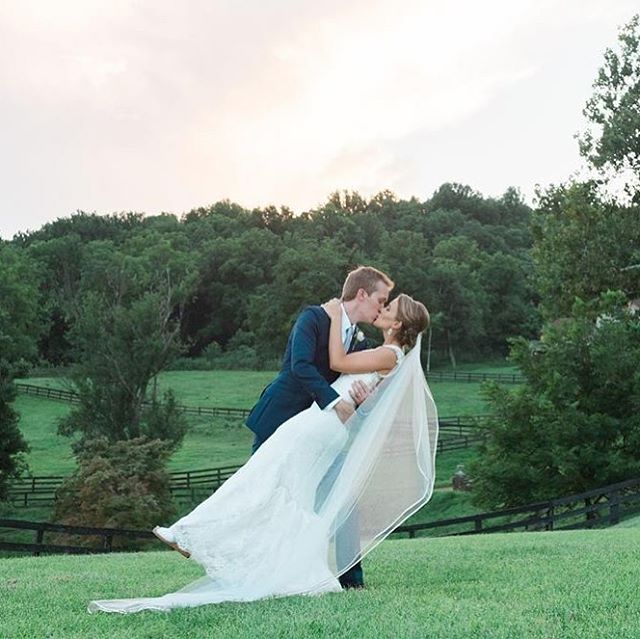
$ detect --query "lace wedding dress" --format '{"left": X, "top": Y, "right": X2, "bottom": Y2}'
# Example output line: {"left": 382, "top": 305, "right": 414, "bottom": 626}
{"left": 89, "top": 339, "right": 438, "bottom": 613}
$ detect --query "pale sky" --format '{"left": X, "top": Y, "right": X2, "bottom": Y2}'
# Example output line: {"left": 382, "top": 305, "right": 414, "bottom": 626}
{"left": 0, "top": 0, "right": 637, "bottom": 239}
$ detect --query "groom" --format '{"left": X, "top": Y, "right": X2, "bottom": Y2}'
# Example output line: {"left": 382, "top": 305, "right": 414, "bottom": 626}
{"left": 245, "top": 265, "right": 394, "bottom": 588}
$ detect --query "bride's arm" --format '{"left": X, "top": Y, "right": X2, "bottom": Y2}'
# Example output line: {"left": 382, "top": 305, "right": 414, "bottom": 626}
{"left": 324, "top": 299, "right": 396, "bottom": 374}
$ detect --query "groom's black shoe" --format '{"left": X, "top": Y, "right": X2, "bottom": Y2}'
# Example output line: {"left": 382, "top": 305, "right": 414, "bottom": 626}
{"left": 339, "top": 562, "right": 364, "bottom": 590}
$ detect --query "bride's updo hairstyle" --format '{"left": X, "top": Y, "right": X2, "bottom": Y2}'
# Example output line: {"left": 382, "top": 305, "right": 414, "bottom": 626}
{"left": 395, "top": 294, "right": 430, "bottom": 350}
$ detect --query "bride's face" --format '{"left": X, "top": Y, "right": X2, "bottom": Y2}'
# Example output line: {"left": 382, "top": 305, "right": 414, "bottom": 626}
{"left": 373, "top": 298, "right": 400, "bottom": 331}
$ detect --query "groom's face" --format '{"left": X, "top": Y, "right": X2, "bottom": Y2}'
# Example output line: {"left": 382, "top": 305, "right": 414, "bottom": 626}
{"left": 360, "top": 282, "right": 391, "bottom": 324}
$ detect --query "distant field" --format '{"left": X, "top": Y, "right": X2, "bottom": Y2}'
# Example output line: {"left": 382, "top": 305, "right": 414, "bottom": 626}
{"left": 3, "top": 529, "right": 640, "bottom": 639}
{"left": 19, "top": 369, "right": 490, "bottom": 412}
{"left": 14, "top": 370, "right": 488, "bottom": 476}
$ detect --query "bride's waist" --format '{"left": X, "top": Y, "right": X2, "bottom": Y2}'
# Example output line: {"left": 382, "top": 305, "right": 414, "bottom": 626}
{"left": 330, "top": 372, "right": 378, "bottom": 397}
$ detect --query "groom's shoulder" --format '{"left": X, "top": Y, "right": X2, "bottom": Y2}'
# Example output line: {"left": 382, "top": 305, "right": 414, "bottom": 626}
{"left": 295, "top": 305, "right": 327, "bottom": 326}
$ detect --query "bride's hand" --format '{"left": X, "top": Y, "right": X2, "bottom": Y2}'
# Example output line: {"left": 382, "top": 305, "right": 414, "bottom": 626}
{"left": 322, "top": 298, "right": 342, "bottom": 318}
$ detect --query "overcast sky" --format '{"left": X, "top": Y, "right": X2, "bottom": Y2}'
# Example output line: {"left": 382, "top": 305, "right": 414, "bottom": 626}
{"left": 0, "top": 0, "right": 637, "bottom": 239}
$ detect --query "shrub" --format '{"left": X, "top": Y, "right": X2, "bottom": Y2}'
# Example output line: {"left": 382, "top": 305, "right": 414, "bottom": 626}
{"left": 53, "top": 437, "right": 175, "bottom": 548}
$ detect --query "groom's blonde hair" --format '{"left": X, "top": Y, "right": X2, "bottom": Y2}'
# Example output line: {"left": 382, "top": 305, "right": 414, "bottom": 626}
{"left": 341, "top": 266, "right": 394, "bottom": 301}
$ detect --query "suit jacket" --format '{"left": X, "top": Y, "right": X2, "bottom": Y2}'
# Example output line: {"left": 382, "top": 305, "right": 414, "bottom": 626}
{"left": 246, "top": 305, "right": 368, "bottom": 443}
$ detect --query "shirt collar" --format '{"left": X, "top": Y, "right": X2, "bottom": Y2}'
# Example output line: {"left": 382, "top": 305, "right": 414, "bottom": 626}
{"left": 340, "top": 303, "right": 354, "bottom": 337}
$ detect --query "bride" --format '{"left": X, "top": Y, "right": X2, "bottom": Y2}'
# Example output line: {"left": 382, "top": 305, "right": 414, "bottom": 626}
{"left": 88, "top": 294, "right": 438, "bottom": 613}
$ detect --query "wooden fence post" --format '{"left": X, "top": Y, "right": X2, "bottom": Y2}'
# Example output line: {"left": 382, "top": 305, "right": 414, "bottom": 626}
{"left": 609, "top": 490, "right": 620, "bottom": 525}
{"left": 35, "top": 527, "right": 44, "bottom": 557}
{"left": 546, "top": 505, "right": 554, "bottom": 531}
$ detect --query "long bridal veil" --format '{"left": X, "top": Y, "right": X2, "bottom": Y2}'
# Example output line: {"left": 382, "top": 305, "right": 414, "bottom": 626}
{"left": 318, "top": 334, "right": 438, "bottom": 578}
{"left": 88, "top": 336, "right": 438, "bottom": 613}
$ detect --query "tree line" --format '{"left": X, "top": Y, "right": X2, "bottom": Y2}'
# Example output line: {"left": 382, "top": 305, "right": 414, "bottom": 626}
{"left": 8, "top": 183, "right": 538, "bottom": 370}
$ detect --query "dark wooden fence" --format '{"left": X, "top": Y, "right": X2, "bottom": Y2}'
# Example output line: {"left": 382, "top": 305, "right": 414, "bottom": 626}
{"left": 395, "top": 477, "right": 640, "bottom": 538}
{"left": 14, "top": 383, "right": 252, "bottom": 419}
{"left": 7, "top": 464, "right": 244, "bottom": 507}
{"left": 425, "top": 371, "right": 523, "bottom": 384}
{"left": 3, "top": 477, "right": 639, "bottom": 557}
{"left": 0, "top": 519, "right": 157, "bottom": 556}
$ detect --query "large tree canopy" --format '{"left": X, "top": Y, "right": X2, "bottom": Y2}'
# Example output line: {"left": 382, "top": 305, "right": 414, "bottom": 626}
{"left": 0, "top": 244, "right": 41, "bottom": 498}
{"left": 579, "top": 14, "right": 640, "bottom": 198}
{"left": 13, "top": 184, "right": 538, "bottom": 368}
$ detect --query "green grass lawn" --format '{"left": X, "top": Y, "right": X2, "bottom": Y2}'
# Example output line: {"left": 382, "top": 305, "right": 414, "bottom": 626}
{"left": 2, "top": 528, "right": 640, "bottom": 639}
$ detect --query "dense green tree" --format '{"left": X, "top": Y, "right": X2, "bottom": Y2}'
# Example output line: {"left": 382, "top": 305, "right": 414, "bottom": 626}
{"left": 579, "top": 14, "right": 640, "bottom": 197}
{"left": 14, "top": 211, "right": 143, "bottom": 247}
{"left": 57, "top": 241, "right": 194, "bottom": 448}
{"left": 247, "top": 238, "right": 355, "bottom": 359}
{"left": 473, "top": 19, "right": 640, "bottom": 505}
{"left": 15, "top": 183, "right": 535, "bottom": 368}
{"left": 182, "top": 228, "right": 281, "bottom": 353}
{"left": 472, "top": 293, "right": 640, "bottom": 507}
{"left": 426, "top": 250, "right": 487, "bottom": 365}
{"left": 0, "top": 245, "right": 41, "bottom": 498}
{"left": 479, "top": 252, "right": 539, "bottom": 353}
{"left": 532, "top": 182, "right": 640, "bottom": 319}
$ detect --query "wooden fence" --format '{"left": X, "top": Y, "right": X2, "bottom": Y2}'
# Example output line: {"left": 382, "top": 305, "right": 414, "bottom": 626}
{"left": 7, "top": 464, "right": 244, "bottom": 507}
{"left": 396, "top": 477, "right": 640, "bottom": 538}
{"left": 3, "top": 477, "right": 638, "bottom": 557}
{"left": 425, "top": 371, "right": 523, "bottom": 384}
{"left": 14, "top": 383, "right": 252, "bottom": 419}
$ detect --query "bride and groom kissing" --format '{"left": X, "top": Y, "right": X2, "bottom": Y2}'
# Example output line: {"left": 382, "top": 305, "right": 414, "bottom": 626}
{"left": 89, "top": 266, "right": 439, "bottom": 613}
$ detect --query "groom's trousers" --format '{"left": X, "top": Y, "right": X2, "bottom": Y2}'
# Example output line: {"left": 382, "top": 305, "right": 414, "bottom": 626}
{"left": 314, "top": 452, "right": 364, "bottom": 588}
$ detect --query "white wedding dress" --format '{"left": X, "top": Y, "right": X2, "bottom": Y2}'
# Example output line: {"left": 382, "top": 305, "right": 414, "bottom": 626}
{"left": 88, "top": 339, "right": 438, "bottom": 613}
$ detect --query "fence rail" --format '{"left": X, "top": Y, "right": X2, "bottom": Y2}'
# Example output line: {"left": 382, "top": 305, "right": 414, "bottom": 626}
{"left": 7, "top": 464, "right": 246, "bottom": 507}
{"left": 15, "top": 383, "right": 252, "bottom": 419}
{"left": 395, "top": 477, "right": 640, "bottom": 538}
{"left": 425, "top": 371, "right": 523, "bottom": 384}
{"left": 3, "top": 477, "right": 638, "bottom": 557}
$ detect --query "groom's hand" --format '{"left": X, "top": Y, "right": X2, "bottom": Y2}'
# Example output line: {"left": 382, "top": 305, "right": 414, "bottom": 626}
{"left": 334, "top": 399, "right": 355, "bottom": 424}
{"left": 349, "top": 380, "right": 371, "bottom": 407}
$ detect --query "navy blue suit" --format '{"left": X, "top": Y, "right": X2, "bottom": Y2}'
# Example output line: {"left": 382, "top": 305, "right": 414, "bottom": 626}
{"left": 245, "top": 304, "right": 367, "bottom": 587}
{"left": 246, "top": 305, "right": 366, "bottom": 449}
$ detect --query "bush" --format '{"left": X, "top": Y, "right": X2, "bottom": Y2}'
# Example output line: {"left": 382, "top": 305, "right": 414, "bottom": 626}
{"left": 53, "top": 437, "right": 175, "bottom": 548}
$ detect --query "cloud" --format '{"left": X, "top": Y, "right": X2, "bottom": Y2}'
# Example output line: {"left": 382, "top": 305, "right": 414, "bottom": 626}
{"left": 0, "top": 0, "right": 638, "bottom": 237}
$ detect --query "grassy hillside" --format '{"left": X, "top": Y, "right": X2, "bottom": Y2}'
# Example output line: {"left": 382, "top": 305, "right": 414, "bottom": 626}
{"left": 2, "top": 528, "right": 639, "bottom": 639}
{"left": 14, "top": 370, "right": 487, "bottom": 475}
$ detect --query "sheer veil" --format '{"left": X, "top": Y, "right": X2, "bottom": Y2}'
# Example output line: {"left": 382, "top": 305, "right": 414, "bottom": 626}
{"left": 318, "top": 334, "right": 438, "bottom": 578}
